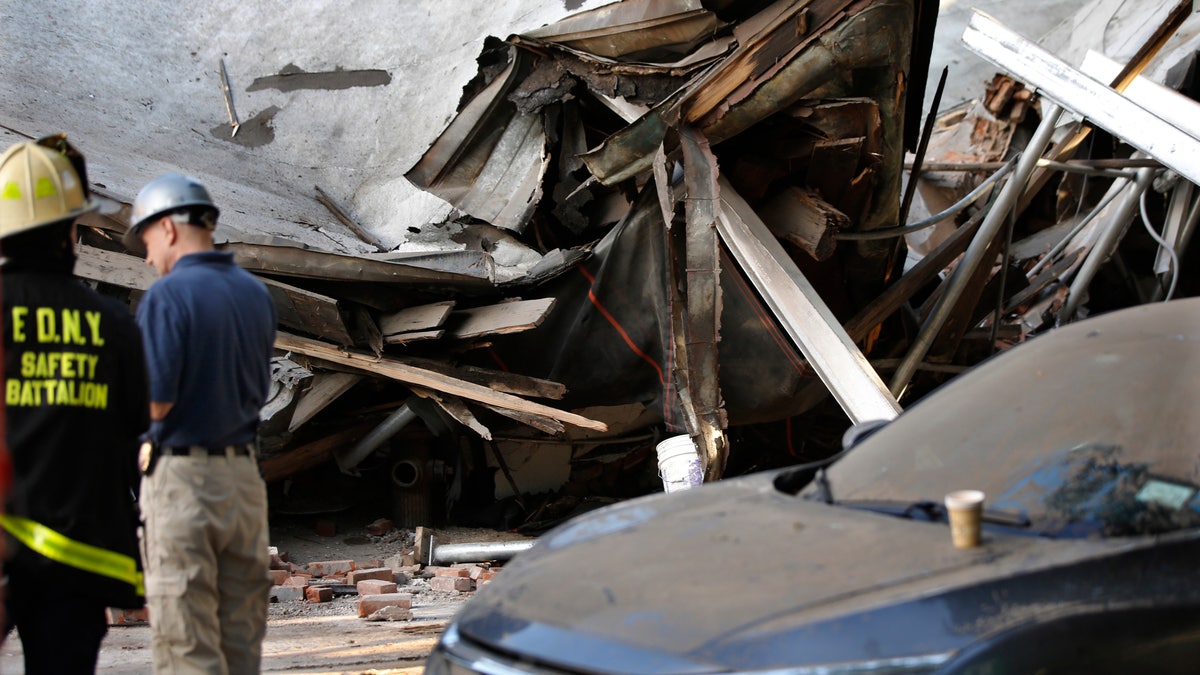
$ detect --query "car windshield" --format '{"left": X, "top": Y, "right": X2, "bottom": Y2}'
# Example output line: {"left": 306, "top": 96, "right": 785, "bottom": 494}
{"left": 797, "top": 298, "right": 1200, "bottom": 539}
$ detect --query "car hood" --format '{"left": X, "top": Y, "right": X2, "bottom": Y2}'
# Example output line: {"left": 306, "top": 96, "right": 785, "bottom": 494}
{"left": 453, "top": 471, "right": 1142, "bottom": 674}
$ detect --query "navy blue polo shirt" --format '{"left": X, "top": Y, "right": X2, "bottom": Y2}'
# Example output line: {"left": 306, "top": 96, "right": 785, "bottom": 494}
{"left": 136, "top": 251, "right": 276, "bottom": 448}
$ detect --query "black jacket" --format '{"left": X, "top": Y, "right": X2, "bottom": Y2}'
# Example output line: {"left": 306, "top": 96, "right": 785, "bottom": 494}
{"left": 3, "top": 268, "right": 149, "bottom": 608}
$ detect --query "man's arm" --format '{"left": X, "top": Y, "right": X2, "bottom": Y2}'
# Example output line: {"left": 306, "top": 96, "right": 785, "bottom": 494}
{"left": 150, "top": 401, "right": 173, "bottom": 421}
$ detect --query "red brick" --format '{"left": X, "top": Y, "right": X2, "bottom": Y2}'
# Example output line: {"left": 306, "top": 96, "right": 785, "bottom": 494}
{"left": 432, "top": 567, "right": 471, "bottom": 578}
{"left": 365, "top": 518, "right": 393, "bottom": 536}
{"left": 306, "top": 586, "right": 334, "bottom": 603}
{"left": 268, "top": 569, "right": 291, "bottom": 585}
{"left": 430, "top": 576, "right": 474, "bottom": 593}
{"left": 306, "top": 560, "right": 355, "bottom": 577}
{"left": 347, "top": 567, "right": 395, "bottom": 585}
{"left": 478, "top": 571, "right": 499, "bottom": 582}
{"left": 284, "top": 575, "right": 311, "bottom": 588}
{"left": 357, "top": 579, "right": 398, "bottom": 595}
{"left": 357, "top": 593, "right": 412, "bottom": 618}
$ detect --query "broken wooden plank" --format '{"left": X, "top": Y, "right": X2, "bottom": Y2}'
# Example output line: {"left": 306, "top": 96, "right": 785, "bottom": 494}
{"left": 288, "top": 372, "right": 363, "bottom": 432}
{"left": 274, "top": 331, "right": 608, "bottom": 432}
{"left": 757, "top": 185, "right": 843, "bottom": 261}
{"left": 259, "top": 423, "right": 374, "bottom": 482}
{"left": 410, "top": 387, "right": 492, "bottom": 440}
{"left": 714, "top": 176, "right": 901, "bottom": 424}
{"left": 479, "top": 403, "right": 565, "bottom": 436}
{"left": 262, "top": 277, "right": 355, "bottom": 346}
{"left": 74, "top": 243, "right": 155, "bottom": 290}
{"left": 399, "top": 356, "right": 567, "bottom": 400}
{"left": 72, "top": 245, "right": 359, "bottom": 348}
{"left": 444, "top": 298, "right": 556, "bottom": 340}
{"left": 382, "top": 329, "right": 445, "bottom": 345}
{"left": 379, "top": 301, "right": 455, "bottom": 337}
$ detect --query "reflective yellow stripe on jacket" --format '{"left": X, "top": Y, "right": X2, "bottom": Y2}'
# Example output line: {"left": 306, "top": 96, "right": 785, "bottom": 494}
{"left": 0, "top": 513, "right": 144, "bottom": 595}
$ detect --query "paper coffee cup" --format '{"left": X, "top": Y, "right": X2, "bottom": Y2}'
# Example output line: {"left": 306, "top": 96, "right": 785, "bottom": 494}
{"left": 944, "top": 489, "right": 985, "bottom": 548}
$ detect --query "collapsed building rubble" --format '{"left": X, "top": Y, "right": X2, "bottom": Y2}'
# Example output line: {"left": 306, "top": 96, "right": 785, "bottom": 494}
{"left": 44, "top": 0, "right": 1200, "bottom": 531}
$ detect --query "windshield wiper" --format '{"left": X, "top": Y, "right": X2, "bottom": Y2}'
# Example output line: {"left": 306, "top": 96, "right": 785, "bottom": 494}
{"left": 841, "top": 500, "right": 1032, "bottom": 528}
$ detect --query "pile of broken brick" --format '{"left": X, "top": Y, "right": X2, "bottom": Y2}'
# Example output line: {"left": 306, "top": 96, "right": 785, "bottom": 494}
{"left": 266, "top": 545, "right": 499, "bottom": 621}
{"left": 105, "top": 545, "right": 501, "bottom": 627}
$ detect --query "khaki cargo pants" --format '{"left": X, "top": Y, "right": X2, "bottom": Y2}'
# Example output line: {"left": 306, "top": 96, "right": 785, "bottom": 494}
{"left": 140, "top": 453, "right": 272, "bottom": 674}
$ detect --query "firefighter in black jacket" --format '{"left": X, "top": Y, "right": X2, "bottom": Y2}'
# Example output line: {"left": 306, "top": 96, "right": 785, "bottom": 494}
{"left": 0, "top": 136, "right": 149, "bottom": 673}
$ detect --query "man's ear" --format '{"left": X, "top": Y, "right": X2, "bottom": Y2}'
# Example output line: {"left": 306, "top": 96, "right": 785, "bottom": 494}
{"left": 162, "top": 217, "right": 178, "bottom": 244}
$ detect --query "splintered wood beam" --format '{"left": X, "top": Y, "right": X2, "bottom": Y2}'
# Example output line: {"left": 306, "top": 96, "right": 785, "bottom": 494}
{"left": 274, "top": 331, "right": 608, "bottom": 432}
{"left": 479, "top": 404, "right": 565, "bottom": 436}
{"left": 757, "top": 185, "right": 844, "bottom": 261}
{"left": 410, "top": 386, "right": 492, "bottom": 440}
{"left": 398, "top": 356, "right": 567, "bottom": 400}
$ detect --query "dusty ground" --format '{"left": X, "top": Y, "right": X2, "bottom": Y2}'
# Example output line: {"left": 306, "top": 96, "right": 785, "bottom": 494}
{"left": 0, "top": 519, "right": 531, "bottom": 674}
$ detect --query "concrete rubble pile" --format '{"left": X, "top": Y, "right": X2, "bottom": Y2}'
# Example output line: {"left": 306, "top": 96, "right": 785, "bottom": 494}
{"left": 8, "top": 0, "right": 1200, "bottom": 532}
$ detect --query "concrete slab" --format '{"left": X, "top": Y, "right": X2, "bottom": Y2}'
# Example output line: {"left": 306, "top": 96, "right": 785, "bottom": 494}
{"left": 0, "top": 0, "right": 608, "bottom": 256}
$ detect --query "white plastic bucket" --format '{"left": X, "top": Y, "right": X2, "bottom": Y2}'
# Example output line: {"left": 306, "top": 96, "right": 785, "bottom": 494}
{"left": 655, "top": 435, "right": 703, "bottom": 493}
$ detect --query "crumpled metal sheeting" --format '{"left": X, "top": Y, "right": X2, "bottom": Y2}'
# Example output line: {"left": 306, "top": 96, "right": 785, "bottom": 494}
{"left": 520, "top": 0, "right": 726, "bottom": 64}
{"left": 405, "top": 48, "right": 548, "bottom": 234}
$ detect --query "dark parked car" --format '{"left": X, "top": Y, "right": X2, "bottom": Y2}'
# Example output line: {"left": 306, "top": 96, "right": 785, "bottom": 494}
{"left": 425, "top": 298, "right": 1200, "bottom": 675}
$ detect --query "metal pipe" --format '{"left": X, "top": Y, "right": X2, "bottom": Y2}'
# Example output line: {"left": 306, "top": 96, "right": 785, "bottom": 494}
{"left": 1059, "top": 165, "right": 1157, "bottom": 323}
{"left": 889, "top": 103, "right": 1065, "bottom": 399}
{"left": 1025, "top": 176, "right": 1131, "bottom": 277}
{"left": 334, "top": 400, "right": 418, "bottom": 474}
{"left": 432, "top": 540, "right": 535, "bottom": 565}
{"left": 837, "top": 158, "right": 1015, "bottom": 241}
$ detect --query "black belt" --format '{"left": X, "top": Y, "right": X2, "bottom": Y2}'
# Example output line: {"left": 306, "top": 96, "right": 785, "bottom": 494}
{"left": 159, "top": 443, "right": 255, "bottom": 458}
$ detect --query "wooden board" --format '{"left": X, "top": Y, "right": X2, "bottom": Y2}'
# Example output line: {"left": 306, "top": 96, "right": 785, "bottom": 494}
{"left": 383, "top": 329, "right": 445, "bottom": 345}
{"left": 289, "top": 372, "right": 363, "bottom": 432}
{"left": 74, "top": 244, "right": 156, "bottom": 291}
{"left": 444, "top": 298, "right": 555, "bottom": 340}
{"left": 274, "top": 331, "right": 608, "bottom": 432}
{"left": 262, "top": 277, "right": 354, "bottom": 346}
{"left": 259, "top": 423, "right": 373, "bottom": 482}
{"left": 400, "top": 356, "right": 567, "bottom": 400}
{"left": 379, "top": 301, "right": 455, "bottom": 336}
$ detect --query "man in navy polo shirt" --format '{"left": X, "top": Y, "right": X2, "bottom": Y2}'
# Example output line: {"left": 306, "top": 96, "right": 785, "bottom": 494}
{"left": 125, "top": 173, "right": 276, "bottom": 673}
